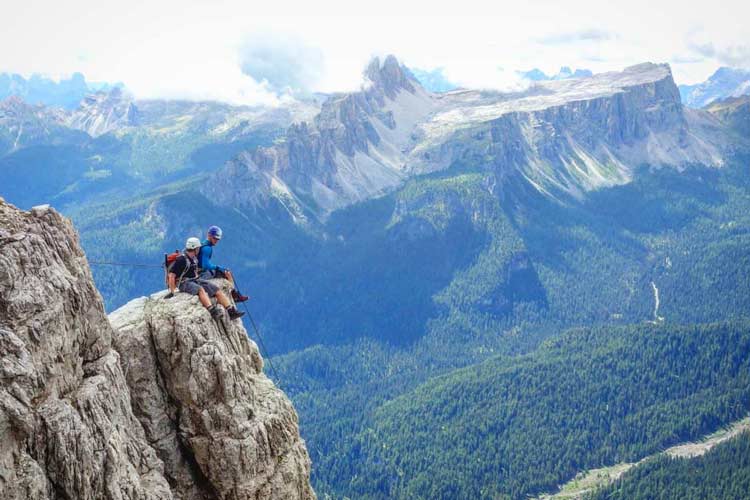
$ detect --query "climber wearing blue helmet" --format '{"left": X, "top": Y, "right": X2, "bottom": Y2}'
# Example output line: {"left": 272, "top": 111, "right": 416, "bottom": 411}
{"left": 199, "top": 225, "right": 249, "bottom": 303}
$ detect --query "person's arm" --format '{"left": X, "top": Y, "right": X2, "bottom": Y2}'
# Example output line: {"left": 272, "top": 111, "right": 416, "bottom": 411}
{"left": 200, "top": 244, "right": 221, "bottom": 272}
{"left": 165, "top": 256, "right": 184, "bottom": 298}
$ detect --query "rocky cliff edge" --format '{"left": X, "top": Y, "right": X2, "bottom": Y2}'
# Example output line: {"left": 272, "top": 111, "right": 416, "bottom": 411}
{"left": 0, "top": 199, "right": 315, "bottom": 499}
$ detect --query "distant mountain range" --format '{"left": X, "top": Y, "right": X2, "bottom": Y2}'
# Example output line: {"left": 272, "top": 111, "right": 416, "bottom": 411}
{"left": 0, "top": 85, "right": 319, "bottom": 211}
{"left": 0, "top": 72, "right": 122, "bottom": 109}
{"left": 207, "top": 58, "right": 726, "bottom": 221}
{"left": 409, "top": 65, "right": 595, "bottom": 93}
{"left": 679, "top": 67, "right": 750, "bottom": 108}
{"left": 1, "top": 55, "right": 750, "bottom": 499}
{"left": 409, "top": 67, "right": 458, "bottom": 93}
{"left": 519, "top": 66, "right": 593, "bottom": 81}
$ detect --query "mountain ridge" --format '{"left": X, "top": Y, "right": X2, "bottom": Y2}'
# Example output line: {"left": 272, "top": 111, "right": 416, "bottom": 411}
{"left": 679, "top": 66, "right": 750, "bottom": 108}
{"left": 0, "top": 71, "right": 121, "bottom": 110}
{"left": 207, "top": 58, "right": 735, "bottom": 221}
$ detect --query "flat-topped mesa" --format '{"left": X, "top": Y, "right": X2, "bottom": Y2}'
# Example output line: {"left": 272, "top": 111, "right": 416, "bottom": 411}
{"left": 418, "top": 63, "right": 682, "bottom": 146}
{"left": 412, "top": 62, "right": 725, "bottom": 198}
{"left": 0, "top": 200, "right": 315, "bottom": 500}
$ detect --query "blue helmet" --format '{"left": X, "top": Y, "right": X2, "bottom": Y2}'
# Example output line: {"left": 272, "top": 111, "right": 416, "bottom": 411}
{"left": 207, "top": 225, "right": 223, "bottom": 240}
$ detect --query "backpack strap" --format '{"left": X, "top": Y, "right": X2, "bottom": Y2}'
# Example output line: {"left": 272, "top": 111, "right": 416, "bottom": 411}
{"left": 164, "top": 253, "right": 169, "bottom": 286}
{"left": 176, "top": 254, "right": 192, "bottom": 287}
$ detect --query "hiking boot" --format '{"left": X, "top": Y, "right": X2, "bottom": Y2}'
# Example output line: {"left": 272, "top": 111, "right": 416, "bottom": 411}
{"left": 208, "top": 305, "right": 223, "bottom": 320}
{"left": 231, "top": 289, "right": 249, "bottom": 303}
{"left": 227, "top": 306, "right": 245, "bottom": 320}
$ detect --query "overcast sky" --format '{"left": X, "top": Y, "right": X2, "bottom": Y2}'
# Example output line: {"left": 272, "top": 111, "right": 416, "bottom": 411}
{"left": 2, "top": 0, "right": 748, "bottom": 104}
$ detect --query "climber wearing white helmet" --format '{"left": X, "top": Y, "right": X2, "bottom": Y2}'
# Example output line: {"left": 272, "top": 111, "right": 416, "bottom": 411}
{"left": 166, "top": 237, "right": 245, "bottom": 320}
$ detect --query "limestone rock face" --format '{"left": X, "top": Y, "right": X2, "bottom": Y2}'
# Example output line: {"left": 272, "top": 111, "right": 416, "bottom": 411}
{"left": 208, "top": 59, "right": 740, "bottom": 220}
{"left": 66, "top": 87, "right": 139, "bottom": 137}
{"left": 0, "top": 200, "right": 172, "bottom": 499}
{"left": 205, "top": 55, "right": 437, "bottom": 217}
{"left": 411, "top": 63, "right": 727, "bottom": 199}
{"left": 0, "top": 200, "right": 315, "bottom": 499}
{"left": 110, "top": 290, "right": 315, "bottom": 500}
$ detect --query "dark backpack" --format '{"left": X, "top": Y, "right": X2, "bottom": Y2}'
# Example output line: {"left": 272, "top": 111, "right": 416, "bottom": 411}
{"left": 164, "top": 243, "right": 209, "bottom": 286}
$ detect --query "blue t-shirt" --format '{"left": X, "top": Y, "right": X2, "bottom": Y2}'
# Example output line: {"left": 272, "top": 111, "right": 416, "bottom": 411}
{"left": 199, "top": 239, "right": 222, "bottom": 272}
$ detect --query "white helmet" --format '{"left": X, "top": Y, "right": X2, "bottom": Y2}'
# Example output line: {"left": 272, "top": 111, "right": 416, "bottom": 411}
{"left": 185, "top": 237, "right": 202, "bottom": 250}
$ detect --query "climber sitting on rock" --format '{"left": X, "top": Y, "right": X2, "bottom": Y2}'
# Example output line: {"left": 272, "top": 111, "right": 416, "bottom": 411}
{"left": 199, "top": 225, "right": 248, "bottom": 302}
{"left": 166, "top": 237, "right": 245, "bottom": 320}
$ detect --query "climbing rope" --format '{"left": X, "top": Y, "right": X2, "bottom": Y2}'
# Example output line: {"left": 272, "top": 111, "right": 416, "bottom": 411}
{"left": 88, "top": 260, "right": 162, "bottom": 268}
{"left": 233, "top": 277, "right": 283, "bottom": 388}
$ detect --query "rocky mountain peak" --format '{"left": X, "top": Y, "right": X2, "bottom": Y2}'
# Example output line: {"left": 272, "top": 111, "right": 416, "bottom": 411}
{"left": 0, "top": 95, "right": 58, "bottom": 122}
{"left": 68, "top": 87, "right": 139, "bottom": 137}
{"left": 678, "top": 66, "right": 750, "bottom": 108}
{"left": 207, "top": 54, "right": 436, "bottom": 217}
{"left": 0, "top": 199, "right": 315, "bottom": 499}
{"left": 0, "top": 94, "right": 32, "bottom": 113}
{"left": 364, "top": 54, "right": 418, "bottom": 97}
{"left": 208, "top": 61, "right": 731, "bottom": 221}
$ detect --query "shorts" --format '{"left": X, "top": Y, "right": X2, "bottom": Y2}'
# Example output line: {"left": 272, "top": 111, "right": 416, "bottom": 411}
{"left": 179, "top": 279, "right": 219, "bottom": 297}
{"left": 200, "top": 269, "right": 228, "bottom": 280}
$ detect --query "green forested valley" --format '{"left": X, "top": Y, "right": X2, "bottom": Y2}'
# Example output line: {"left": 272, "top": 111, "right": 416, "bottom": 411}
{"left": 588, "top": 431, "right": 750, "bottom": 500}
{"left": 62, "top": 152, "right": 750, "bottom": 498}
{"left": 2, "top": 70, "right": 750, "bottom": 499}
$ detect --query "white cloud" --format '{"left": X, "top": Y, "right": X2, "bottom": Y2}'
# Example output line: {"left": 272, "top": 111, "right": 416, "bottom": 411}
{"left": 1, "top": 0, "right": 748, "bottom": 102}
{"left": 536, "top": 29, "right": 616, "bottom": 45}
{"left": 688, "top": 41, "right": 750, "bottom": 68}
{"left": 238, "top": 33, "right": 324, "bottom": 95}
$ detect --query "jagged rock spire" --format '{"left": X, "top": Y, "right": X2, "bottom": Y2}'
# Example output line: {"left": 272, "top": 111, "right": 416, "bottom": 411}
{"left": 364, "top": 54, "right": 418, "bottom": 98}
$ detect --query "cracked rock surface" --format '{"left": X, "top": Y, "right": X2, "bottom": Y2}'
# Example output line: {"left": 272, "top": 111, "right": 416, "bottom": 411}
{"left": 0, "top": 199, "right": 314, "bottom": 499}
{"left": 110, "top": 290, "right": 314, "bottom": 500}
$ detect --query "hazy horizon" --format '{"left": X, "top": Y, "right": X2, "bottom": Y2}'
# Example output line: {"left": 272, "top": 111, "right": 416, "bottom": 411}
{"left": 3, "top": 0, "right": 749, "bottom": 105}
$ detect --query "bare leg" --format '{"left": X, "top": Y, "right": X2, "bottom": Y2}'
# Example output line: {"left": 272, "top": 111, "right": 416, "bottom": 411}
{"left": 215, "top": 290, "right": 232, "bottom": 309}
{"left": 198, "top": 288, "right": 212, "bottom": 308}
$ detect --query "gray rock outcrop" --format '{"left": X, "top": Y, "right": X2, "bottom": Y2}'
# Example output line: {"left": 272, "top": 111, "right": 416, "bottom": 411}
{"left": 0, "top": 200, "right": 172, "bottom": 499}
{"left": 67, "top": 87, "right": 139, "bottom": 137}
{"left": 0, "top": 199, "right": 315, "bottom": 499}
{"left": 110, "top": 290, "right": 314, "bottom": 500}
